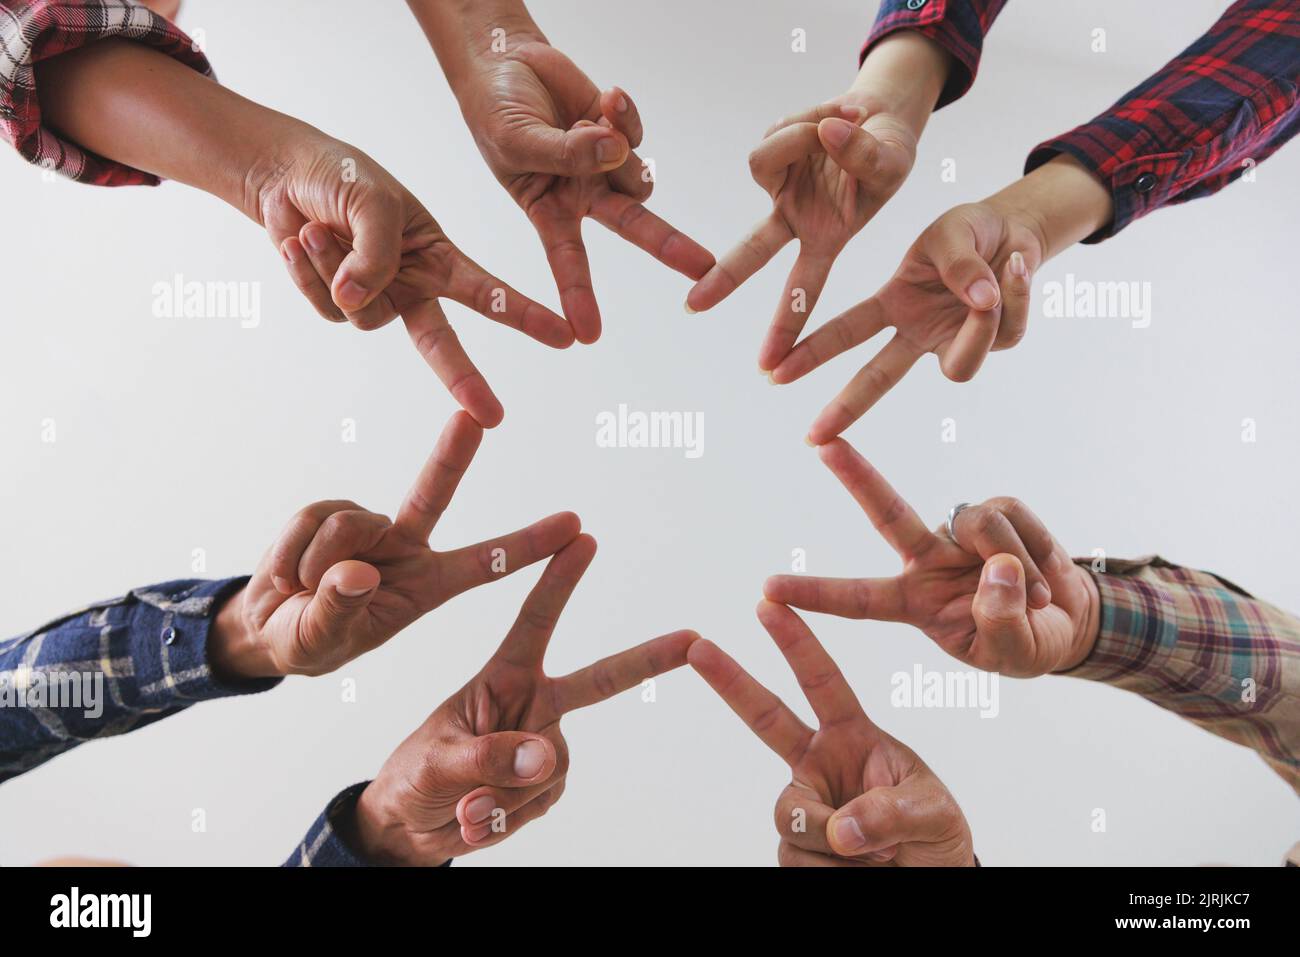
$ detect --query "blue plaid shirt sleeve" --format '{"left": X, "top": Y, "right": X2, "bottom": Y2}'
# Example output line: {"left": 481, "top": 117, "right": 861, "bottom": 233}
{"left": 284, "top": 782, "right": 375, "bottom": 867}
{"left": 0, "top": 576, "right": 278, "bottom": 783}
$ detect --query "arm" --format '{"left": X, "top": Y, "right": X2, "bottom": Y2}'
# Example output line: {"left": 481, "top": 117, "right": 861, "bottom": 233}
{"left": 862, "top": 0, "right": 1010, "bottom": 109}
{"left": 404, "top": 0, "right": 714, "bottom": 344}
{"left": 0, "top": 578, "right": 280, "bottom": 784}
{"left": 1026, "top": 0, "right": 1300, "bottom": 242}
{"left": 31, "top": 36, "right": 572, "bottom": 425}
{"left": 0, "top": 0, "right": 213, "bottom": 185}
{"left": 1062, "top": 557, "right": 1300, "bottom": 794}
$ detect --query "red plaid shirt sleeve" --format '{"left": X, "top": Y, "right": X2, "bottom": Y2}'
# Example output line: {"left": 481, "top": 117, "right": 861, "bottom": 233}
{"left": 1026, "top": 0, "right": 1300, "bottom": 242}
{"left": 861, "top": 0, "right": 1009, "bottom": 109}
{"left": 1061, "top": 556, "right": 1300, "bottom": 795}
{"left": 0, "top": 0, "right": 213, "bottom": 186}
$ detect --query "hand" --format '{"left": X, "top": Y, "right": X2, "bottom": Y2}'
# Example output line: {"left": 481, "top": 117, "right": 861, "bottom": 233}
{"left": 209, "top": 411, "right": 581, "bottom": 679}
{"left": 690, "top": 601, "right": 974, "bottom": 866}
{"left": 413, "top": 2, "right": 715, "bottom": 343}
{"left": 764, "top": 439, "right": 1100, "bottom": 678}
{"left": 344, "top": 534, "right": 697, "bottom": 865}
{"left": 255, "top": 136, "right": 574, "bottom": 427}
{"left": 774, "top": 199, "right": 1042, "bottom": 443}
{"left": 771, "top": 153, "right": 1114, "bottom": 443}
{"left": 684, "top": 32, "right": 950, "bottom": 371}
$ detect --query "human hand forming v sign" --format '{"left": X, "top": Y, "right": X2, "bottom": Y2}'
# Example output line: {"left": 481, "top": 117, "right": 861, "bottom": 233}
{"left": 207, "top": 411, "right": 581, "bottom": 680}
{"left": 339, "top": 535, "right": 698, "bottom": 865}
{"left": 407, "top": 0, "right": 715, "bottom": 343}
{"left": 691, "top": 602, "right": 974, "bottom": 866}
{"left": 763, "top": 439, "right": 1100, "bottom": 678}
{"left": 684, "top": 32, "right": 950, "bottom": 370}
{"left": 772, "top": 155, "right": 1114, "bottom": 444}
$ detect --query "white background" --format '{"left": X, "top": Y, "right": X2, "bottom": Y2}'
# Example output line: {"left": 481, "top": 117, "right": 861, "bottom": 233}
{"left": 2, "top": 0, "right": 1297, "bottom": 866}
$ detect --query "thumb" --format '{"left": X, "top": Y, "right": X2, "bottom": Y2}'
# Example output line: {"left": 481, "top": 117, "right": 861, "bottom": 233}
{"left": 817, "top": 117, "right": 881, "bottom": 185}
{"left": 299, "top": 560, "right": 380, "bottom": 650}
{"left": 332, "top": 192, "right": 404, "bottom": 313}
{"left": 504, "top": 120, "right": 629, "bottom": 177}
{"left": 971, "top": 554, "right": 1035, "bottom": 662}
{"left": 443, "top": 732, "right": 558, "bottom": 789}
{"left": 923, "top": 214, "right": 1001, "bottom": 312}
{"left": 826, "top": 781, "right": 939, "bottom": 856}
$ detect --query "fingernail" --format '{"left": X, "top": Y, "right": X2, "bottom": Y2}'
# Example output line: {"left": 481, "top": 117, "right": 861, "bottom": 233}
{"left": 966, "top": 279, "right": 998, "bottom": 310}
{"left": 1030, "top": 582, "right": 1051, "bottom": 606}
{"left": 596, "top": 137, "right": 620, "bottom": 164}
{"left": 766, "top": 371, "right": 777, "bottom": 385}
{"left": 465, "top": 795, "right": 496, "bottom": 824}
{"left": 302, "top": 226, "right": 327, "bottom": 255}
{"left": 514, "top": 740, "right": 547, "bottom": 778}
{"left": 1009, "top": 250, "right": 1028, "bottom": 279}
{"left": 684, "top": 301, "right": 697, "bottom": 315}
{"left": 821, "top": 117, "right": 853, "bottom": 148}
{"left": 833, "top": 816, "right": 866, "bottom": 853}
{"left": 337, "top": 279, "right": 368, "bottom": 309}
{"left": 804, "top": 435, "right": 818, "bottom": 448}
{"left": 337, "top": 583, "right": 375, "bottom": 598}
{"left": 280, "top": 240, "right": 299, "bottom": 266}
{"left": 840, "top": 104, "right": 868, "bottom": 121}
{"left": 272, "top": 575, "right": 295, "bottom": 595}
{"left": 988, "top": 560, "right": 1019, "bottom": 586}
{"left": 615, "top": 94, "right": 629, "bottom": 113}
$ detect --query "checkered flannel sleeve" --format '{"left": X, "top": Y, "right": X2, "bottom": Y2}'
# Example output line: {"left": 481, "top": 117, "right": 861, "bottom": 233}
{"left": 0, "top": 576, "right": 278, "bottom": 784}
{"left": 862, "top": 0, "right": 1009, "bottom": 109}
{"left": 1063, "top": 557, "right": 1300, "bottom": 794}
{"left": 0, "top": 0, "right": 213, "bottom": 184}
{"left": 1026, "top": 0, "right": 1300, "bottom": 242}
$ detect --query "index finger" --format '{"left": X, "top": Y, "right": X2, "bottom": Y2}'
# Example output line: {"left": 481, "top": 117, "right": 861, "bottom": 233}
{"left": 687, "top": 638, "right": 811, "bottom": 766}
{"left": 756, "top": 600, "right": 862, "bottom": 729}
{"left": 685, "top": 214, "right": 792, "bottom": 313}
{"left": 551, "top": 628, "right": 697, "bottom": 714}
{"left": 445, "top": 252, "right": 575, "bottom": 350}
{"left": 495, "top": 534, "right": 597, "bottom": 668}
{"left": 589, "top": 190, "right": 715, "bottom": 281}
{"left": 403, "top": 299, "right": 504, "bottom": 427}
{"left": 393, "top": 410, "right": 483, "bottom": 541}
{"left": 758, "top": 248, "right": 834, "bottom": 372}
{"left": 815, "top": 439, "right": 937, "bottom": 561}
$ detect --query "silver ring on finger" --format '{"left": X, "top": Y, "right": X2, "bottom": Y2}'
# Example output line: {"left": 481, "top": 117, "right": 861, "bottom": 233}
{"left": 944, "top": 503, "right": 973, "bottom": 543}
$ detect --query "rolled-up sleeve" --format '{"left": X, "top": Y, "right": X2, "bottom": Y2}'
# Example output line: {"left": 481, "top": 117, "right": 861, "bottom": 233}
{"left": 1025, "top": 0, "right": 1300, "bottom": 243}
{"left": 1060, "top": 556, "right": 1300, "bottom": 795}
{"left": 0, "top": 0, "right": 213, "bottom": 185}
{"left": 861, "top": 0, "right": 1009, "bottom": 109}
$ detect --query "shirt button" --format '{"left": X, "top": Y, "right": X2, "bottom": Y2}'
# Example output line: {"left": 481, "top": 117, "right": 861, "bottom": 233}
{"left": 1134, "top": 172, "right": 1157, "bottom": 194}
{"left": 162, "top": 626, "right": 177, "bottom": 646}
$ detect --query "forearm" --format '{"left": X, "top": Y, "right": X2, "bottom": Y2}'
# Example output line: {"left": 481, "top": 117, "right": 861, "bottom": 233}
{"left": 1062, "top": 558, "right": 1300, "bottom": 793}
{"left": 847, "top": 31, "right": 953, "bottom": 139}
{"left": 406, "top": 0, "right": 546, "bottom": 93}
{"left": 984, "top": 154, "right": 1115, "bottom": 262}
{"left": 0, "top": 578, "right": 277, "bottom": 785}
{"left": 34, "top": 38, "right": 316, "bottom": 222}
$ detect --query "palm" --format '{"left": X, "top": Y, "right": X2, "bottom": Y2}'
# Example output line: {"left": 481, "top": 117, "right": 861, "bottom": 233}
{"left": 883, "top": 204, "right": 1041, "bottom": 357}
{"left": 459, "top": 41, "right": 713, "bottom": 343}
{"left": 772, "top": 112, "right": 914, "bottom": 257}
{"left": 238, "top": 413, "right": 582, "bottom": 677}
{"left": 897, "top": 540, "right": 1081, "bottom": 676}
{"left": 252, "top": 529, "right": 437, "bottom": 672}
{"left": 690, "top": 606, "right": 972, "bottom": 867}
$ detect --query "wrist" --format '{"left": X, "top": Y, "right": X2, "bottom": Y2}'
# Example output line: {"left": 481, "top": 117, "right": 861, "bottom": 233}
{"left": 408, "top": 0, "right": 547, "bottom": 93}
{"left": 846, "top": 30, "right": 950, "bottom": 138}
{"left": 345, "top": 780, "right": 447, "bottom": 867}
{"left": 207, "top": 586, "right": 281, "bottom": 681}
{"left": 984, "top": 154, "right": 1114, "bottom": 261}
{"left": 1057, "top": 566, "right": 1101, "bottom": 672}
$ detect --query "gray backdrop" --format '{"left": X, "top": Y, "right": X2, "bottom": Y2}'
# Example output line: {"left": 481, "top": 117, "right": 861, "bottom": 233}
{"left": 2, "top": 0, "right": 1296, "bottom": 865}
